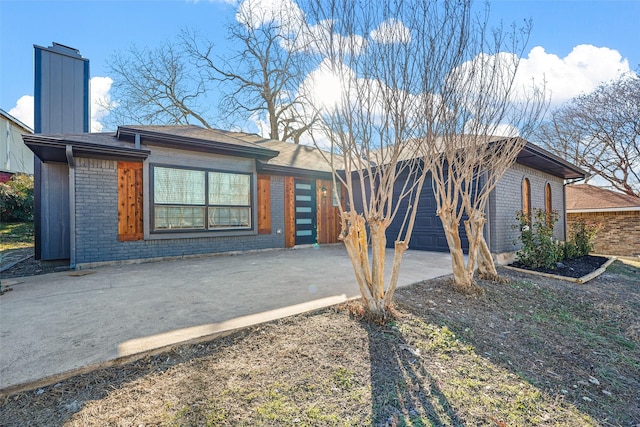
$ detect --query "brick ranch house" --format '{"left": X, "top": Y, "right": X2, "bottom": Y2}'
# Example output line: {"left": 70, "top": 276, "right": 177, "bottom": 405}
{"left": 566, "top": 184, "right": 640, "bottom": 257}
{"left": 23, "top": 125, "right": 584, "bottom": 268}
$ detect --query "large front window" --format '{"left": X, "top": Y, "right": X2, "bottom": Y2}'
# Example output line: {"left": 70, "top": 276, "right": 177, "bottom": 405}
{"left": 152, "top": 166, "right": 252, "bottom": 231}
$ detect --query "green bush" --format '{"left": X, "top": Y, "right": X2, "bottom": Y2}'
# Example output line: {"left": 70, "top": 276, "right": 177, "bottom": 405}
{"left": 0, "top": 174, "right": 34, "bottom": 222}
{"left": 568, "top": 219, "right": 599, "bottom": 256}
{"left": 515, "top": 210, "right": 600, "bottom": 269}
{"left": 515, "top": 209, "right": 563, "bottom": 269}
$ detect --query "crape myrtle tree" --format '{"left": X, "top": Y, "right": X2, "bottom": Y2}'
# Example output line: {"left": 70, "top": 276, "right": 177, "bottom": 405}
{"left": 535, "top": 72, "right": 640, "bottom": 197}
{"left": 301, "top": 0, "right": 547, "bottom": 307}
{"left": 424, "top": 27, "right": 547, "bottom": 292}
{"left": 298, "top": 0, "right": 445, "bottom": 319}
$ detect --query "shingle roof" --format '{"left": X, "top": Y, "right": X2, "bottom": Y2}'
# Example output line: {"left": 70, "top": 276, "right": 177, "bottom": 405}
{"left": 566, "top": 184, "right": 640, "bottom": 211}
{"left": 223, "top": 131, "right": 343, "bottom": 174}
{"left": 23, "top": 125, "right": 338, "bottom": 175}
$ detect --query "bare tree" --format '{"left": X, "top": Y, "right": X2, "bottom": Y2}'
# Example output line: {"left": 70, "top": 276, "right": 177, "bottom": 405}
{"left": 302, "top": 0, "right": 546, "bottom": 307}
{"left": 536, "top": 72, "right": 640, "bottom": 196}
{"left": 182, "top": 2, "right": 315, "bottom": 143}
{"left": 106, "top": 40, "right": 214, "bottom": 129}
{"left": 424, "top": 22, "right": 547, "bottom": 292}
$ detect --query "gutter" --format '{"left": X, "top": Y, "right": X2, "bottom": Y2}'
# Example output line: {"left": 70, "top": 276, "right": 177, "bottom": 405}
{"left": 66, "top": 145, "right": 76, "bottom": 269}
{"left": 567, "top": 207, "right": 640, "bottom": 213}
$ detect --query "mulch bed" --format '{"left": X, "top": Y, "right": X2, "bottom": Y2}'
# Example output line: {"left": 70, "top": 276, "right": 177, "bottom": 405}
{"left": 510, "top": 255, "right": 609, "bottom": 278}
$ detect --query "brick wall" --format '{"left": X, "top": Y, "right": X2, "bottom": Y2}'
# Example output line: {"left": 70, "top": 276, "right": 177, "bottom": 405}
{"left": 74, "top": 157, "right": 285, "bottom": 266}
{"left": 489, "top": 163, "right": 565, "bottom": 255}
{"left": 567, "top": 211, "right": 640, "bottom": 257}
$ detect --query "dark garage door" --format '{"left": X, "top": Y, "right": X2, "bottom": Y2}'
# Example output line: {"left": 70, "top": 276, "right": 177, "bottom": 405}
{"left": 386, "top": 173, "right": 468, "bottom": 253}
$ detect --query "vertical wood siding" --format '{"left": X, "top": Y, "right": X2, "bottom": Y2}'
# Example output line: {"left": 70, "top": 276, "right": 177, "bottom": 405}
{"left": 316, "top": 179, "right": 342, "bottom": 244}
{"left": 117, "top": 162, "right": 143, "bottom": 241}
{"left": 257, "top": 174, "right": 271, "bottom": 234}
{"left": 284, "top": 176, "right": 296, "bottom": 247}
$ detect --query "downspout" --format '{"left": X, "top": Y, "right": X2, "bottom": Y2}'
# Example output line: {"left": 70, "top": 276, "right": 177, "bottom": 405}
{"left": 66, "top": 145, "right": 76, "bottom": 269}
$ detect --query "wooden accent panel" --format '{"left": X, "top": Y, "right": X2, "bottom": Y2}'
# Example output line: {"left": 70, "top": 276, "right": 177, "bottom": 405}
{"left": 522, "top": 178, "right": 531, "bottom": 219}
{"left": 316, "top": 179, "right": 342, "bottom": 244}
{"left": 117, "top": 162, "right": 143, "bottom": 241}
{"left": 284, "top": 176, "right": 295, "bottom": 247}
{"left": 257, "top": 174, "right": 271, "bottom": 234}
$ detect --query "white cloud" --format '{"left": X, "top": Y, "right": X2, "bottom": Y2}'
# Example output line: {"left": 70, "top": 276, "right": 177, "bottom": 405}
{"left": 8, "top": 76, "right": 114, "bottom": 133}
{"left": 370, "top": 18, "right": 411, "bottom": 44}
{"left": 237, "top": 0, "right": 367, "bottom": 55}
{"left": 237, "top": 0, "right": 305, "bottom": 32}
{"left": 8, "top": 95, "right": 34, "bottom": 129}
{"left": 89, "top": 76, "right": 115, "bottom": 132}
{"left": 515, "top": 45, "right": 630, "bottom": 106}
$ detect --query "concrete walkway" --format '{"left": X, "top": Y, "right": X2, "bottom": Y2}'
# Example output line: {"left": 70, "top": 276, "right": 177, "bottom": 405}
{"left": 0, "top": 245, "right": 453, "bottom": 394}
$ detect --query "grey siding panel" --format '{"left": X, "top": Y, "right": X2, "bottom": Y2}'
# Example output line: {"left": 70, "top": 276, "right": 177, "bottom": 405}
{"left": 74, "top": 158, "right": 285, "bottom": 265}
{"left": 40, "top": 162, "right": 70, "bottom": 259}
{"left": 489, "top": 163, "right": 565, "bottom": 254}
{"left": 35, "top": 45, "right": 89, "bottom": 134}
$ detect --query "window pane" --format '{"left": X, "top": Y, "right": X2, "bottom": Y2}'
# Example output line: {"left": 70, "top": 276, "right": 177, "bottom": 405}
{"left": 332, "top": 184, "right": 342, "bottom": 207}
{"left": 154, "top": 167, "right": 205, "bottom": 205}
{"left": 209, "top": 172, "right": 250, "bottom": 206}
{"left": 155, "top": 206, "right": 205, "bottom": 230}
{"left": 208, "top": 207, "right": 251, "bottom": 228}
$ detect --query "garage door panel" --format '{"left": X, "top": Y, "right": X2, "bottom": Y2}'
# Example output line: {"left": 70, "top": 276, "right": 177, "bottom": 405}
{"left": 386, "top": 172, "right": 469, "bottom": 253}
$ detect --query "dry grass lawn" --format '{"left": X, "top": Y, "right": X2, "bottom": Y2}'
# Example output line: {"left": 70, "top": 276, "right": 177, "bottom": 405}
{"left": 1, "top": 262, "right": 638, "bottom": 426}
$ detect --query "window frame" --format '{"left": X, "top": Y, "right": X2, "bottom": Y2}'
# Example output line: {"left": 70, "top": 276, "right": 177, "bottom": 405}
{"left": 150, "top": 164, "right": 254, "bottom": 234}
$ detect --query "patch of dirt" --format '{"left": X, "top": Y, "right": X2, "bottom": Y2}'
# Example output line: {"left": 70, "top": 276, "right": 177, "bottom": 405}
{"left": 1, "top": 263, "right": 638, "bottom": 426}
{"left": 1, "top": 247, "right": 69, "bottom": 279}
{"left": 511, "top": 255, "right": 609, "bottom": 278}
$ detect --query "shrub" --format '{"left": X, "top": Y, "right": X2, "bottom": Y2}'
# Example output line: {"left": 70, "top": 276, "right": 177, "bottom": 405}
{"left": 515, "top": 208, "right": 563, "bottom": 269}
{"left": 0, "top": 174, "right": 34, "bottom": 222}
{"left": 568, "top": 219, "right": 599, "bottom": 257}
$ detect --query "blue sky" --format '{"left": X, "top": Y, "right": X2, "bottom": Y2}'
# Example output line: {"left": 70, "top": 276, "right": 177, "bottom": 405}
{"left": 1, "top": 0, "right": 638, "bottom": 132}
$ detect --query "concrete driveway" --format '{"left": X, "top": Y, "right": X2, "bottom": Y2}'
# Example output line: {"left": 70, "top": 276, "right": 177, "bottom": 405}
{"left": 0, "top": 245, "right": 453, "bottom": 393}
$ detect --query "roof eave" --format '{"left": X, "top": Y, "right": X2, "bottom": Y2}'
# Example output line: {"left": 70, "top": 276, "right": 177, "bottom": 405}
{"left": 23, "top": 135, "right": 150, "bottom": 163}
{"left": 568, "top": 207, "right": 640, "bottom": 213}
{"left": 519, "top": 142, "right": 586, "bottom": 180}
{"left": 257, "top": 162, "right": 335, "bottom": 179}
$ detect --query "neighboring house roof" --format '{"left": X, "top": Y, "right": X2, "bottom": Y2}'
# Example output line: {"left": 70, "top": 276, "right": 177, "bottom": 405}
{"left": 0, "top": 109, "right": 34, "bottom": 134}
{"left": 566, "top": 184, "right": 640, "bottom": 212}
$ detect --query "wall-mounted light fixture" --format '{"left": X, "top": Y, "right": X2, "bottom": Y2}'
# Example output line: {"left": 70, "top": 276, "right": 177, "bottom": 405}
{"left": 321, "top": 186, "right": 328, "bottom": 198}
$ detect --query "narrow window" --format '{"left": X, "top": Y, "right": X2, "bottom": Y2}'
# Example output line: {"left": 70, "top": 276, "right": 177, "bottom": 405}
{"left": 545, "top": 183, "right": 552, "bottom": 214}
{"left": 545, "top": 183, "right": 553, "bottom": 227}
{"left": 522, "top": 178, "right": 531, "bottom": 220}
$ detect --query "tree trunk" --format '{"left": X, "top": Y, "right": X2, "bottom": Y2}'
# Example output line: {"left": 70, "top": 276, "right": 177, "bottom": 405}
{"left": 340, "top": 211, "right": 396, "bottom": 320}
{"left": 438, "top": 208, "right": 483, "bottom": 294}
{"left": 477, "top": 236, "right": 501, "bottom": 280}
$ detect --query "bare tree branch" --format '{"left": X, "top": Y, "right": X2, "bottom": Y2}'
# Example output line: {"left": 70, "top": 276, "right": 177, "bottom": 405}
{"left": 105, "top": 40, "right": 215, "bottom": 129}
{"left": 181, "top": 5, "right": 317, "bottom": 143}
{"left": 535, "top": 72, "right": 640, "bottom": 196}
